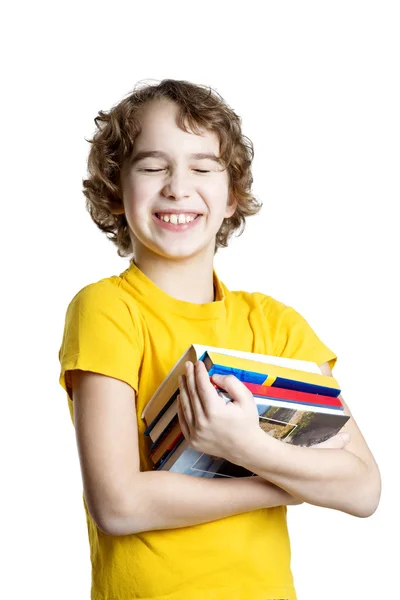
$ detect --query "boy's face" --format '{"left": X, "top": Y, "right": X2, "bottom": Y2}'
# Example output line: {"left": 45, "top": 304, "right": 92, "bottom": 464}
{"left": 119, "top": 99, "right": 237, "bottom": 264}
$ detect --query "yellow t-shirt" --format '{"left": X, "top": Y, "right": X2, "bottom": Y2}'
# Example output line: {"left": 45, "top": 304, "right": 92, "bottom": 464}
{"left": 58, "top": 260, "right": 337, "bottom": 600}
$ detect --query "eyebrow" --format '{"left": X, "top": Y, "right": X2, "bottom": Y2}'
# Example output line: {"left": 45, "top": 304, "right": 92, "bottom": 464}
{"left": 130, "top": 150, "right": 223, "bottom": 165}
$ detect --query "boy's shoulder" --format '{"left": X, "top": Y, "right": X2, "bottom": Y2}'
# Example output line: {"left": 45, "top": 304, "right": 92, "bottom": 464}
{"left": 226, "top": 285, "right": 291, "bottom": 317}
{"left": 226, "top": 286, "right": 308, "bottom": 338}
{"left": 64, "top": 273, "right": 140, "bottom": 316}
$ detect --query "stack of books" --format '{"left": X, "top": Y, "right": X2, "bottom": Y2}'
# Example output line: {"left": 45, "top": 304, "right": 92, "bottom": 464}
{"left": 141, "top": 344, "right": 349, "bottom": 478}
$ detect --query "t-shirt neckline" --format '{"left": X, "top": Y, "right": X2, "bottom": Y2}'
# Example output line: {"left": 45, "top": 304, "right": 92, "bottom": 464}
{"left": 121, "top": 260, "right": 227, "bottom": 320}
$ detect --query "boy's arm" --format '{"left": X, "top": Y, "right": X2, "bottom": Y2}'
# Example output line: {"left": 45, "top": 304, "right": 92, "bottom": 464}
{"left": 114, "top": 471, "right": 300, "bottom": 536}
{"left": 232, "top": 362, "right": 382, "bottom": 518}
{"left": 70, "top": 370, "right": 300, "bottom": 537}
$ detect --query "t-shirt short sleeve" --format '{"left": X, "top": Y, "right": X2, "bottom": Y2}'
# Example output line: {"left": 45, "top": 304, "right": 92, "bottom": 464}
{"left": 268, "top": 299, "right": 337, "bottom": 371}
{"left": 58, "top": 281, "right": 144, "bottom": 402}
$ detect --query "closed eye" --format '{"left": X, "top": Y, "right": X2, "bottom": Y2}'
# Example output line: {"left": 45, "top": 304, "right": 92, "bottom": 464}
{"left": 140, "top": 169, "right": 210, "bottom": 173}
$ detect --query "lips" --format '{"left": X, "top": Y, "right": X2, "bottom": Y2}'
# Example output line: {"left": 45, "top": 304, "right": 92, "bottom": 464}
{"left": 155, "top": 213, "right": 200, "bottom": 226}
{"left": 152, "top": 212, "right": 202, "bottom": 231}
{"left": 154, "top": 211, "right": 202, "bottom": 217}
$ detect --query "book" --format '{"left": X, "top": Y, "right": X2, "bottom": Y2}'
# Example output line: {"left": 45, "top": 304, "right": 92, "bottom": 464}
{"left": 141, "top": 344, "right": 335, "bottom": 427}
{"left": 150, "top": 386, "right": 349, "bottom": 472}
{"left": 142, "top": 344, "right": 349, "bottom": 478}
{"left": 147, "top": 381, "right": 344, "bottom": 444}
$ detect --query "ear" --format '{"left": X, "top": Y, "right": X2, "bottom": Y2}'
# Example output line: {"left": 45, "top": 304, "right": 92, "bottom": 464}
{"left": 224, "top": 191, "right": 237, "bottom": 219}
{"left": 110, "top": 202, "right": 125, "bottom": 215}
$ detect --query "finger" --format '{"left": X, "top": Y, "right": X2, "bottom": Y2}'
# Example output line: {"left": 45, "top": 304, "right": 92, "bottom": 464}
{"left": 312, "top": 432, "right": 351, "bottom": 449}
{"left": 194, "top": 360, "right": 225, "bottom": 415}
{"left": 185, "top": 361, "right": 205, "bottom": 424}
{"left": 311, "top": 439, "right": 340, "bottom": 449}
{"left": 341, "top": 432, "right": 351, "bottom": 445}
{"left": 178, "top": 374, "right": 194, "bottom": 430}
{"left": 177, "top": 393, "right": 190, "bottom": 441}
{"left": 211, "top": 372, "right": 254, "bottom": 406}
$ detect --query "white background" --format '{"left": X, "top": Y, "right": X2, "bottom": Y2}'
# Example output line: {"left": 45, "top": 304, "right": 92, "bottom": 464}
{"left": 1, "top": 1, "right": 398, "bottom": 599}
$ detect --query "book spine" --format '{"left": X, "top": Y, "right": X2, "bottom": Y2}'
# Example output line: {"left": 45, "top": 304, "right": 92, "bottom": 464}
{"left": 149, "top": 399, "right": 178, "bottom": 442}
{"left": 149, "top": 423, "right": 181, "bottom": 463}
{"left": 144, "top": 388, "right": 180, "bottom": 436}
{"left": 154, "top": 433, "right": 185, "bottom": 470}
{"left": 149, "top": 413, "right": 179, "bottom": 452}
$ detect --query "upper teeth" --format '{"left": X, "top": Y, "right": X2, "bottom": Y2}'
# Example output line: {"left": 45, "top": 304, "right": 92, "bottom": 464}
{"left": 158, "top": 213, "right": 198, "bottom": 224}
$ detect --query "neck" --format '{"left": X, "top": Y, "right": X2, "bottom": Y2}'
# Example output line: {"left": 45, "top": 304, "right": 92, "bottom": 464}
{"left": 133, "top": 249, "right": 216, "bottom": 304}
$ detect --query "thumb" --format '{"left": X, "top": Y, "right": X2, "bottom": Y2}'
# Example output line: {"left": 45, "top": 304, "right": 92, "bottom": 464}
{"left": 211, "top": 374, "right": 253, "bottom": 406}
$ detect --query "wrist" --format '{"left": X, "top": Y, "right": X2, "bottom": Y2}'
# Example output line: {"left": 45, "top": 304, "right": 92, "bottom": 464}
{"left": 233, "top": 427, "right": 276, "bottom": 471}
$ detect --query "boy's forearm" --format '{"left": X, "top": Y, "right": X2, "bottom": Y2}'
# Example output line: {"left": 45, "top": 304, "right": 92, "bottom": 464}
{"left": 107, "top": 470, "right": 300, "bottom": 536}
{"left": 236, "top": 430, "right": 380, "bottom": 518}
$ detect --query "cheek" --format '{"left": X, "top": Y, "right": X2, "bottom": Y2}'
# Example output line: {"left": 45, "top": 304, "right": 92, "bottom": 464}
{"left": 126, "top": 178, "right": 150, "bottom": 198}
{"left": 204, "top": 183, "right": 231, "bottom": 215}
{"left": 123, "top": 179, "right": 156, "bottom": 211}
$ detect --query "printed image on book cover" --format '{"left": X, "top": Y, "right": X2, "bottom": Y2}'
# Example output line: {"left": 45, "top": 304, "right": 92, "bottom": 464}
{"left": 169, "top": 402, "right": 348, "bottom": 478}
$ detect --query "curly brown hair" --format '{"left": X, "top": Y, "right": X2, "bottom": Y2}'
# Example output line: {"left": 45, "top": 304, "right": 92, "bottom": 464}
{"left": 82, "top": 78, "right": 262, "bottom": 258}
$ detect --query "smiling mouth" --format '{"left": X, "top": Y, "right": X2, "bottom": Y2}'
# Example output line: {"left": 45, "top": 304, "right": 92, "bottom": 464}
{"left": 155, "top": 213, "right": 201, "bottom": 223}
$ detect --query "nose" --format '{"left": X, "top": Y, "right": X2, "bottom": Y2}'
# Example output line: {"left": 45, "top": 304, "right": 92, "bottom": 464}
{"left": 162, "top": 167, "right": 192, "bottom": 201}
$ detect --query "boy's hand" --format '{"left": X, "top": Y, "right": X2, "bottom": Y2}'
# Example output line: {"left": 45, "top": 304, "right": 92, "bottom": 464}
{"left": 177, "top": 360, "right": 260, "bottom": 464}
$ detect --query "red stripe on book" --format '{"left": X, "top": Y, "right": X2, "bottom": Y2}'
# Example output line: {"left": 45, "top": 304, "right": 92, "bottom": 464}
{"left": 234, "top": 381, "right": 342, "bottom": 407}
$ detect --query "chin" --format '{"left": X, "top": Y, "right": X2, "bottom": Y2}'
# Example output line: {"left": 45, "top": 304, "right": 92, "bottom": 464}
{"left": 156, "top": 241, "right": 213, "bottom": 261}
{"left": 132, "top": 229, "right": 216, "bottom": 262}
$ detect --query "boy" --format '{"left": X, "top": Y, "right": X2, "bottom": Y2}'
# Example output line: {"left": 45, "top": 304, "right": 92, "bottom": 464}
{"left": 58, "top": 79, "right": 381, "bottom": 600}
